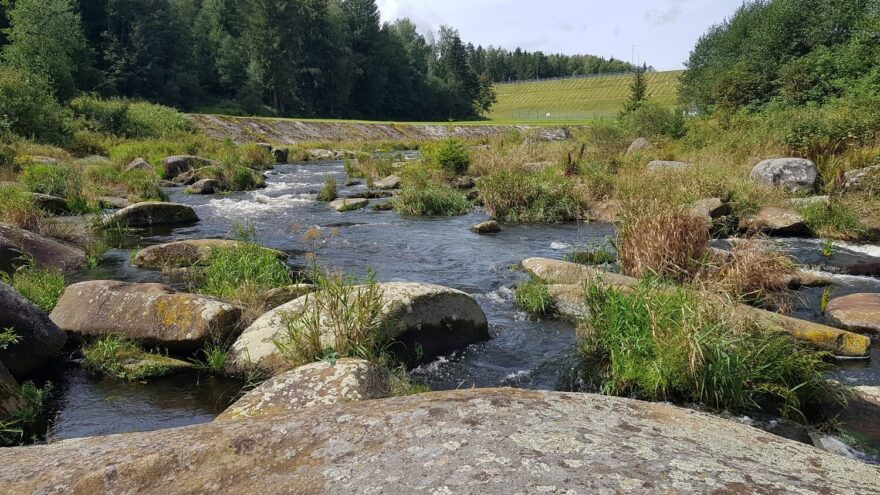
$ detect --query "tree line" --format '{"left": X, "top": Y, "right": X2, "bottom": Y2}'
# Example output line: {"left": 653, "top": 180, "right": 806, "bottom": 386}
{"left": 0, "top": 0, "right": 637, "bottom": 121}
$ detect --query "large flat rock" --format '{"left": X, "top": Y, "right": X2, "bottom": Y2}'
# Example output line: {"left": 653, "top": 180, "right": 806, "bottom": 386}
{"left": 229, "top": 282, "right": 489, "bottom": 375}
{"left": 0, "top": 388, "right": 877, "bottom": 494}
{"left": 50, "top": 281, "right": 241, "bottom": 350}
{"left": 826, "top": 293, "right": 880, "bottom": 336}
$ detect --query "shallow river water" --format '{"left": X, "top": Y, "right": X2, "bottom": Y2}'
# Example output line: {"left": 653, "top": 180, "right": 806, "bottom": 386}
{"left": 42, "top": 159, "right": 880, "bottom": 450}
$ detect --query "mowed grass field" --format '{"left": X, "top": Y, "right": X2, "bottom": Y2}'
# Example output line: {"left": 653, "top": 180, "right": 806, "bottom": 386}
{"left": 488, "top": 70, "right": 683, "bottom": 122}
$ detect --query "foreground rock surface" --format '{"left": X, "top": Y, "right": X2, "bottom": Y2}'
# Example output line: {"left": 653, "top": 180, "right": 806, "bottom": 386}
{"left": 0, "top": 224, "right": 86, "bottom": 274}
{"left": 229, "top": 282, "right": 489, "bottom": 375}
{"left": 103, "top": 202, "right": 199, "bottom": 228}
{"left": 522, "top": 258, "right": 870, "bottom": 357}
{"left": 50, "top": 281, "right": 241, "bottom": 350}
{"left": 133, "top": 239, "right": 286, "bottom": 269}
{"left": 750, "top": 158, "right": 818, "bottom": 193}
{"left": 217, "top": 359, "right": 390, "bottom": 421}
{"left": 0, "top": 282, "right": 68, "bottom": 375}
{"left": 1, "top": 388, "right": 878, "bottom": 494}
{"left": 826, "top": 293, "right": 880, "bottom": 336}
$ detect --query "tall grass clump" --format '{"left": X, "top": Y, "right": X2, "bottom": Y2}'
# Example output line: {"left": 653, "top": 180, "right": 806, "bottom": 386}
{"left": 393, "top": 169, "right": 470, "bottom": 216}
{"left": 0, "top": 184, "right": 43, "bottom": 231}
{"left": 317, "top": 175, "right": 338, "bottom": 202}
{"left": 423, "top": 138, "right": 470, "bottom": 175}
{"left": 20, "top": 163, "right": 83, "bottom": 201}
{"left": 274, "top": 269, "right": 388, "bottom": 368}
{"left": 2, "top": 266, "right": 66, "bottom": 313}
{"left": 616, "top": 202, "right": 709, "bottom": 281}
{"left": 0, "top": 380, "right": 52, "bottom": 447}
{"left": 515, "top": 279, "right": 556, "bottom": 316}
{"left": 70, "top": 96, "right": 194, "bottom": 139}
{"left": 795, "top": 200, "right": 868, "bottom": 241}
{"left": 577, "top": 281, "right": 844, "bottom": 421}
{"left": 81, "top": 335, "right": 172, "bottom": 381}
{"left": 478, "top": 168, "right": 583, "bottom": 223}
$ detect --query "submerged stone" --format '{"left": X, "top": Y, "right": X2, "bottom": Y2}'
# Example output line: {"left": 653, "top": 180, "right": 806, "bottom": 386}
{"left": 1, "top": 388, "right": 877, "bottom": 493}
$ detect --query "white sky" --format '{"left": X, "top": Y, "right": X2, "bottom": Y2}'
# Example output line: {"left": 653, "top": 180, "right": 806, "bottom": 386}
{"left": 376, "top": 0, "right": 745, "bottom": 70}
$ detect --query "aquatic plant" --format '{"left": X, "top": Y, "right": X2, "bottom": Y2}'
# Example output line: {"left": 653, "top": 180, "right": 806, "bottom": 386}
{"left": 317, "top": 174, "right": 338, "bottom": 202}
{"left": 514, "top": 279, "right": 556, "bottom": 316}
{"left": 477, "top": 168, "right": 582, "bottom": 223}
{"left": 577, "top": 280, "right": 844, "bottom": 422}
{"left": 0, "top": 381, "right": 53, "bottom": 447}
{"left": 189, "top": 343, "right": 230, "bottom": 375}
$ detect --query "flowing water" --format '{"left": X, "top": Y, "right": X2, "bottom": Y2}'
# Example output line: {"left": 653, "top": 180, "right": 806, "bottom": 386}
{"left": 41, "top": 160, "right": 880, "bottom": 456}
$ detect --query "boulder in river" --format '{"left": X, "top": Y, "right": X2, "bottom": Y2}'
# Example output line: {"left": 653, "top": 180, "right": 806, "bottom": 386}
{"left": 1, "top": 388, "right": 877, "bottom": 493}
{"left": 133, "top": 239, "right": 286, "bottom": 269}
{"left": 185, "top": 178, "right": 225, "bottom": 195}
{"left": 160, "top": 155, "right": 216, "bottom": 180}
{"left": 124, "top": 158, "right": 153, "bottom": 174}
{"left": 471, "top": 220, "right": 500, "bottom": 234}
{"left": 750, "top": 158, "right": 818, "bottom": 193}
{"left": 50, "top": 281, "right": 241, "bottom": 350}
{"left": 102, "top": 202, "right": 199, "bottom": 228}
{"left": 647, "top": 160, "right": 690, "bottom": 171}
{"left": 0, "top": 282, "right": 68, "bottom": 376}
{"left": 228, "top": 282, "right": 489, "bottom": 375}
{"left": 740, "top": 207, "right": 809, "bottom": 236}
{"left": 0, "top": 224, "right": 86, "bottom": 274}
{"left": 216, "top": 359, "right": 390, "bottom": 421}
{"left": 372, "top": 175, "right": 401, "bottom": 190}
{"left": 825, "top": 293, "right": 880, "bottom": 336}
{"left": 330, "top": 198, "right": 368, "bottom": 212}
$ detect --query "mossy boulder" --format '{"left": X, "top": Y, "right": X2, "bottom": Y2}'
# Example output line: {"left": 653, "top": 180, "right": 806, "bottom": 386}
{"left": 330, "top": 198, "right": 368, "bottom": 212}
{"left": 133, "top": 239, "right": 286, "bottom": 270}
{"left": 216, "top": 359, "right": 390, "bottom": 421}
{"left": 228, "top": 282, "right": 489, "bottom": 375}
{"left": 0, "top": 282, "right": 68, "bottom": 375}
{"left": 50, "top": 281, "right": 241, "bottom": 350}
{"left": 185, "top": 179, "right": 225, "bottom": 195}
{"left": 471, "top": 220, "right": 500, "bottom": 234}
{"left": 102, "top": 202, "right": 199, "bottom": 228}
{"left": 1, "top": 388, "right": 878, "bottom": 493}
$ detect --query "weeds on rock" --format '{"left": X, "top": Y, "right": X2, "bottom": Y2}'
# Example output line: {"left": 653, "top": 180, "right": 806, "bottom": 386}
{"left": 2, "top": 265, "right": 66, "bottom": 312}
{"left": 82, "top": 335, "right": 174, "bottom": 381}
{"left": 515, "top": 279, "right": 556, "bottom": 316}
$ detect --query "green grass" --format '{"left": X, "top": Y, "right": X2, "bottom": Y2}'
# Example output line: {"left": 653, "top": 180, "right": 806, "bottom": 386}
{"left": 477, "top": 168, "right": 583, "bottom": 223}
{"left": 795, "top": 201, "right": 868, "bottom": 241}
{"left": 393, "top": 170, "right": 470, "bottom": 216}
{"left": 0, "top": 381, "right": 52, "bottom": 446}
{"left": 195, "top": 242, "right": 292, "bottom": 301}
{"left": 515, "top": 279, "right": 556, "bottom": 316}
{"left": 2, "top": 267, "right": 65, "bottom": 313}
{"left": 317, "top": 175, "right": 338, "bottom": 202}
{"left": 82, "top": 335, "right": 174, "bottom": 381}
{"left": 578, "top": 280, "right": 844, "bottom": 422}
{"left": 488, "top": 71, "right": 683, "bottom": 122}
{"left": 189, "top": 343, "right": 230, "bottom": 374}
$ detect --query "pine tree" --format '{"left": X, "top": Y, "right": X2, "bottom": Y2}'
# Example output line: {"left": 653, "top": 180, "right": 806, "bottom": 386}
{"left": 622, "top": 63, "right": 649, "bottom": 115}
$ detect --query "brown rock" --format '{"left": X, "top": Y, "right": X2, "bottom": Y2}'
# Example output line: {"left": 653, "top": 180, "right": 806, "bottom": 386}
{"left": 160, "top": 156, "right": 216, "bottom": 180}
{"left": 826, "top": 293, "right": 880, "bottom": 336}
{"left": 216, "top": 359, "right": 390, "bottom": 421}
{"left": 133, "top": 239, "right": 282, "bottom": 269}
{"left": 124, "top": 158, "right": 153, "bottom": 174}
{"left": 0, "top": 388, "right": 877, "bottom": 494}
{"left": 50, "top": 281, "right": 241, "bottom": 350}
{"left": 0, "top": 224, "right": 86, "bottom": 274}
{"left": 740, "top": 207, "right": 809, "bottom": 236}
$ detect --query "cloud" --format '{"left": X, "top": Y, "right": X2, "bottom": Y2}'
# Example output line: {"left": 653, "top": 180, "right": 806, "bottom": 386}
{"left": 645, "top": 0, "right": 686, "bottom": 26}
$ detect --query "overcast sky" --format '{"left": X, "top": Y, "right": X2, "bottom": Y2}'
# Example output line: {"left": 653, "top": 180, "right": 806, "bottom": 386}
{"left": 377, "top": 0, "right": 745, "bottom": 70}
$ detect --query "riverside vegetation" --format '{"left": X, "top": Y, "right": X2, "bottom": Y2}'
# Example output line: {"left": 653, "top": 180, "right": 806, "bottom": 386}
{"left": 0, "top": 0, "right": 880, "bottom": 483}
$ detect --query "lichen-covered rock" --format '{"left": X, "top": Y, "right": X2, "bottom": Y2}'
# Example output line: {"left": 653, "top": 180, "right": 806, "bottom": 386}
{"left": 750, "top": 158, "right": 818, "bottom": 193}
{"left": 471, "top": 220, "right": 500, "bottom": 234}
{"left": 216, "top": 359, "right": 390, "bottom": 421}
{"left": 0, "top": 282, "right": 68, "bottom": 375}
{"left": 329, "top": 198, "right": 368, "bottom": 212}
{"left": 0, "top": 361, "right": 23, "bottom": 418}
{"left": 50, "top": 281, "right": 241, "bottom": 350}
{"left": 103, "top": 202, "right": 199, "bottom": 228}
{"left": 825, "top": 293, "right": 880, "bottom": 336}
{"left": 229, "top": 282, "right": 489, "bottom": 375}
{"left": 372, "top": 175, "right": 401, "bottom": 190}
{"left": 133, "top": 239, "right": 286, "bottom": 269}
{"left": 160, "top": 155, "right": 216, "bottom": 180}
{"left": 185, "top": 178, "right": 225, "bottom": 195}
{"left": 1, "top": 388, "right": 878, "bottom": 494}
{"left": 626, "top": 137, "right": 651, "bottom": 154}
{"left": 0, "top": 224, "right": 86, "bottom": 274}
{"left": 647, "top": 160, "right": 690, "bottom": 171}
{"left": 740, "top": 207, "right": 809, "bottom": 236}
{"left": 124, "top": 158, "right": 153, "bottom": 173}
{"left": 843, "top": 164, "right": 880, "bottom": 193}
{"left": 306, "top": 149, "right": 336, "bottom": 161}
{"left": 523, "top": 257, "right": 870, "bottom": 357}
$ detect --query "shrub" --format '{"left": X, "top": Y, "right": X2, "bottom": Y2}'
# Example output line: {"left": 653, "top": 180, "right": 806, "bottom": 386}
{"left": 796, "top": 201, "right": 868, "bottom": 241}
{"left": 478, "top": 168, "right": 582, "bottom": 223}
{"left": 2, "top": 266, "right": 66, "bottom": 312}
{"left": 515, "top": 279, "right": 556, "bottom": 316}
{"left": 578, "top": 281, "right": 843, "bottom": 421}
{"left": 394, "top": 170, "right": 470, "bottom": 216}
{"left": 616, "top": 202, "right": 709, "bottom": 282}
{"left": 621, "top": 101, "right": 685, "bottom": 139}
{"left": 20, "top": 163, "right": 83, "bottom": 200}
{"left": 424, "top": 139, "right": 471, "bottom": 175}
{"left": 70, "top": 96, "right": 194, "bottom": 139}
{"left": 273, "top": 269, "right": 388, "bottom": 368}
{"left": 0, "top": 67, "right": 69, "bottom": 143}
{"left": 317, "top": 175, "right": 338, "bottom": 202}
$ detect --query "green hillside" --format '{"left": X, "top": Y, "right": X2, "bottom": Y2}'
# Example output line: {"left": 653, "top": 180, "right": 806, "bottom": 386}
{"left": 488, "top": 70, "right": 683, "bottom": 122}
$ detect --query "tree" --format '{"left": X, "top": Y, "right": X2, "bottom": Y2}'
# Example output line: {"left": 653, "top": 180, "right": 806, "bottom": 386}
{"left": 2, "top": 0, "right": 94, "bottom": 100}
{"left": 622, "top": 63, "right": 648, "bottom": 114}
